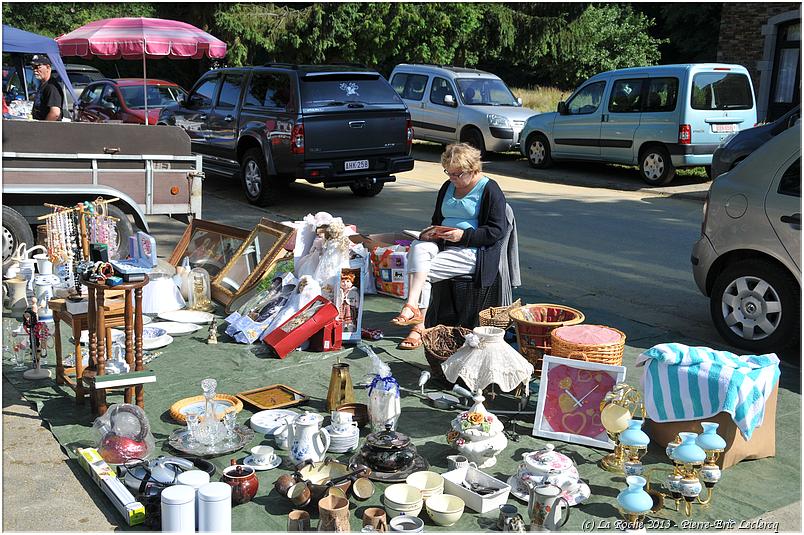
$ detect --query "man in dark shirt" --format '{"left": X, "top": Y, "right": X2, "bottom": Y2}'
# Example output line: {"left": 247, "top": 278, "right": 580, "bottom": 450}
{"left": 31, "top": 54, "right": 63, "bottom": 121}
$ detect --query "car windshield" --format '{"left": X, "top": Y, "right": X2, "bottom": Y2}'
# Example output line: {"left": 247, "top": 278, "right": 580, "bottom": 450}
{"left": 300, "top": 74, "right": 402, "bottom": 107}
{"left": 455, "top": 78, "right": 518, "bottom": 106}
{"left": 119, "top": 85, "right": 187, "bottom": 108}
{"left": 69, "top": 71, "right": 105, "bottom": 85}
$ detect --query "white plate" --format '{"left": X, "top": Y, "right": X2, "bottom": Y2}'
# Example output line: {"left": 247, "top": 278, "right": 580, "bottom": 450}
{"left": 507, "top": 475, "right": 590, "bottom": 507}
{"left": 158, "top": 309, "right": 215, "bottom": 324}
{"left": 143, "top": 334, "right": 173, "bottom": 350}
{"left": 79, "top": 329, "right": 124, "bottom": 345}
{"left": 250, "top": 409, "right": 299, "bottom": 435}
{"left": 243, "top": 454, "right": 282, "bottom": 471}
{"left": 142, "top": 315, "right": 153, "bottom": 325}
{"left": 147, "top": 321, "right": 203, "bottom": 336}
{"left": 142, "top": 326, "right": 167, "bottom": 341}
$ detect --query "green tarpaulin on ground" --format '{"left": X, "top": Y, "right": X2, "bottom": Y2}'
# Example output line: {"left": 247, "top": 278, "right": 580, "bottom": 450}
{"left": 3, "top": 295, "right": 800, "bottom": 531}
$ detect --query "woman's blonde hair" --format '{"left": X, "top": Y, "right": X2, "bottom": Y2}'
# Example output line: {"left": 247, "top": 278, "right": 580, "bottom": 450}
{"left": 441, "top": 143, "right": 482, "bottom": 174}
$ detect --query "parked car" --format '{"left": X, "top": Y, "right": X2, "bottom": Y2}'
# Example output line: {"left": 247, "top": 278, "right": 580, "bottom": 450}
{"left": 389, "top": 64, "right": 536, "bottom": 157}
{"left": 710, "top": 105, "right": 800, "bottom": 179}
{"left": 519, "top": 64, "right": 758, "bottom": 186}
{"left": 159, "top": 64, "right": 414, "bottom": 206}
{"left": 65, "top": 63, "right": 105, "bottom": 89}
{"left": 691, "top": 125, "right": 800, "bottom": 354}
{"left": 76, "top": 78, "right": 187, "bottom": 125}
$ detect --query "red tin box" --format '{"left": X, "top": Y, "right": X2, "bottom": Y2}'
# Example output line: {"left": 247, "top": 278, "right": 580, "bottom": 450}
{"left": 309, "top": 319, "right": 343, "bottom": 352}
{"left": 262, "top": 295, "right": 339, "bottom": 358}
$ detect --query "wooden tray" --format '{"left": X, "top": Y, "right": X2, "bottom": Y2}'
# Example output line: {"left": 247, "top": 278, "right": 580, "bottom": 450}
{"left": 236, "top": 384, "right": 308, "bottom": 411}
{"left": 169, "top": 394, "right": 243, "bottom": 424}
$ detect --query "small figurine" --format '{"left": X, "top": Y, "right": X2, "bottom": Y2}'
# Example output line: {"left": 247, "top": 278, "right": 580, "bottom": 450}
{"left": 207, "top": 318, "right": 218, "bottom": 345}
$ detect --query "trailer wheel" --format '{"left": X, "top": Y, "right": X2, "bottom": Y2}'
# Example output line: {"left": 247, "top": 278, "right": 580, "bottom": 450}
{"left": 2, "top": 206, "right": 34, "bottom": 271}
{"left": 105, "top": 204, "right": 135, "bottom": 259}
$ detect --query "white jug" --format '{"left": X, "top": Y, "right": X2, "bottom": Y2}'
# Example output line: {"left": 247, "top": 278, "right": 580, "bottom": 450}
{"left": 285, "top": 412, "right": 330, "bottom": 464}
{"left": 3, "top": 278, "right": 29, "bottom": 311}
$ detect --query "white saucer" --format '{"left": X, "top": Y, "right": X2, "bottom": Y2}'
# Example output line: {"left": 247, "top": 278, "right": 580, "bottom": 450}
{"left": 250, "top": 409, "right": 299, "bottom": 435}
{"left": 147, "top": 321, "right": 202, "bottom": 336}
{"left": 507, "top": 475, "right": 591, "bottom": 507}
{"left": 243, "top": 455, "right": 282, "bottom": 471}
{"left": 143, "top": 334, "right": 173, "bottom": 350}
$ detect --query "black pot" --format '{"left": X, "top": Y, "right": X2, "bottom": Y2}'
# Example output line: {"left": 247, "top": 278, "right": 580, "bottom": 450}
{"left": 359, "top": 424, "right": 417, "bottom": 473}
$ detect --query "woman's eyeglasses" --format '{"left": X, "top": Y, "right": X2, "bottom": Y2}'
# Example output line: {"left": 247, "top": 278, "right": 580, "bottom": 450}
{"left": 444, "top": 170, "right": 469, "bottom": 179}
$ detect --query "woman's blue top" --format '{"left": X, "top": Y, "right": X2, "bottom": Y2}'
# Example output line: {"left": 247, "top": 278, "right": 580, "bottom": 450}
{"left": 441, "top": 176, "right": 489, "bottom": 252}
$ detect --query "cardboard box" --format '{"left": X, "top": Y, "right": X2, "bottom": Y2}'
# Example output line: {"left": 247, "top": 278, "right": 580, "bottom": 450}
{"left": 348, "top": 232, "right": 410, "bottom": 250}
{"left": 309, "top": 319, "right": 343, "bottom": 352}
{"left": 77, "top": 447, "right": 146, "bottom": 526}
{"left": 262, "top": 295, "right": 340, "bottom": 358}
{"left": 646, "top": 385, "right": 778, "bottom": 469}
{"left": 350, "top": 232, "right": 412, "bottom": 299}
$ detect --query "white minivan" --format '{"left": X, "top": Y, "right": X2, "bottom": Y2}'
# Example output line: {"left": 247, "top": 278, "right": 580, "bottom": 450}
{"left": 389, "top": 64, "right": 537, "bottom": 156}
{"left": 519, "top": 64, "right": 758, "bottom": 185}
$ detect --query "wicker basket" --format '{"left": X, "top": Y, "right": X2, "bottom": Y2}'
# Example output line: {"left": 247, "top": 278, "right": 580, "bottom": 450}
{"left": 478, "top": 298, "right": 522, "bottom": 329}
{"left": 550, "top": 325, "right": 626, "bottom": 366}
{"left": 422, "top": 324, "right": 472, "bottom": 383}
{"left": 509, "top": 303, "right": 585, "bottom": 376}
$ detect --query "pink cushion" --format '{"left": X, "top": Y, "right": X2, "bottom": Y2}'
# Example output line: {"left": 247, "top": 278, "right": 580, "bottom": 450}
{"left": 554, "top": 325, "right": 622, "bottom": 345}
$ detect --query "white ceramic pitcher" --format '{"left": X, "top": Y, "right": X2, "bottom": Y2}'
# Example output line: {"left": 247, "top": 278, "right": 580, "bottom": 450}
{"left": 528, "top": 483, "right": 570, "bottom": 532}
{"left": 286, "top": 412, "right": 330, "bottom": 464}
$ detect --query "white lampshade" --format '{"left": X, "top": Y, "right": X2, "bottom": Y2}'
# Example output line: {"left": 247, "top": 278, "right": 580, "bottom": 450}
{"left": 142, "top": 273, "right": 186, "bottom": 314}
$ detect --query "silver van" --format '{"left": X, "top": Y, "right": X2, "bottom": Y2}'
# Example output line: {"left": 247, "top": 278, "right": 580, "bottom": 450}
{"left": 519, "top": 64, "right": 757, "bottom": 185}
{"left": 389, "top": 64, "right": 537, "bottom": 156}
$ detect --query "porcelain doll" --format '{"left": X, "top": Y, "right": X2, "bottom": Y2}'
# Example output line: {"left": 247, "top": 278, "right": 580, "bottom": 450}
{"left": 339, "top": 272, "right": 360, "bottom": 333}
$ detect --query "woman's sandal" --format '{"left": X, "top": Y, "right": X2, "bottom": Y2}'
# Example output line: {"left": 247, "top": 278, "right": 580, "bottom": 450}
{"left": 398, "top": 325, "right": 425, "bottom": 350}
{"left": 390, "top": 303, "right": 424, "bottom": 326}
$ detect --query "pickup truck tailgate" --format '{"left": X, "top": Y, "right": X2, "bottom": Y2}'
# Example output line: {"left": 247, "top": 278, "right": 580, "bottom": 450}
{"left": 303, "top": 107, "right": 409, "bottom": 157}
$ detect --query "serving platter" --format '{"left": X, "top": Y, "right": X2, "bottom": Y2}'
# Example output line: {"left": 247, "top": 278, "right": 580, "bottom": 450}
{"left": 147, "top": 321, "right": 203, "bottom": 336}
{"left": 158, "top": 309, "right": 215, "bottom": 324}
{"left": 143, "top": 334, "right": 173, "bottom": 350}
{"left": 168, "top": 424, "right": 254, "bottom": 458}
{"left": 169, "top": 393, "right": 244, "bottom": 424}
{"left": 249, "top": 409, "right": 299, "bottom": 435}
{"left": 237, "top": 384, "right": 308, "bottom": 411}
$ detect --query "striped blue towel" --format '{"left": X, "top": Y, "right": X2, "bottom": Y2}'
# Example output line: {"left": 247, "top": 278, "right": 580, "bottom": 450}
{"left": 636, "top": 343, "right": 779, "bottom": 440}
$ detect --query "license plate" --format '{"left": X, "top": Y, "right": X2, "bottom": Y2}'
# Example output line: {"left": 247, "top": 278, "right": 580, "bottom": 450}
{"left": 344, "top": 159, "right": 369, "bottom": 171}
{"left": 712, "top": 123, "right": 738, "bottom": 133}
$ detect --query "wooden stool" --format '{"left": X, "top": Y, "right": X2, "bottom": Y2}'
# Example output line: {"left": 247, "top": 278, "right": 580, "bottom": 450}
{"left": 82, "top": 276, "right": 149, "bottom": 416}
{"left": 51, "top": 297, "right": 127, "bottom": 404}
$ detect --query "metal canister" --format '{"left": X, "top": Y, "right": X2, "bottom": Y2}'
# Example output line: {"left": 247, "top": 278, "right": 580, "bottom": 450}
{"left": 160, "top": 484, "right": 195, "bottom": 533}
{"left": 176, "top": 469, "right": 210, "bottom": 530}
{"left": 198, "top": 482, "right": 232, "bottom": 532}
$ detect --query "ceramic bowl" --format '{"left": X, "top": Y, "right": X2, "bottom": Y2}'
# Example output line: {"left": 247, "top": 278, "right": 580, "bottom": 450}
{"left": 384, "top": 502, "right": 423, "bottom": 519}
{"left": 352, "top": 477, "right": 375, "bottom": 500}
{"left": 425, "top": 494, "right": 465, "bottom": 526}
{"left": 406, "top": 471, "right": 444, "bottom": 496}
{"left": 385, "top": 483, "right": 423, "bottom": 505}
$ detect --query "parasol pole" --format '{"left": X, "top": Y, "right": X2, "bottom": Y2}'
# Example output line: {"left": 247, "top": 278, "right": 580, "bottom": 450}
{"left": 142, "top": 37, "right": 148, "bottom": 125}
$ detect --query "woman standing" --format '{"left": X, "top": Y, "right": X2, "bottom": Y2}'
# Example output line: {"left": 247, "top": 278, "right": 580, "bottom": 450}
{"left": 392, "top": 143, "right": 507, "bottom": 349}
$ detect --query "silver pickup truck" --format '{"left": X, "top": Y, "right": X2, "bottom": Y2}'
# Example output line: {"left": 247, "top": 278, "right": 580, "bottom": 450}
{"left": 2, "top": 120, "right": 202, "bottom": 267}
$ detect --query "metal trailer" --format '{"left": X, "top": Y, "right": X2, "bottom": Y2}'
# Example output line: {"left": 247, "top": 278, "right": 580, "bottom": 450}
{"left": 2, "top": 120, "right": 203, "bottom": 265}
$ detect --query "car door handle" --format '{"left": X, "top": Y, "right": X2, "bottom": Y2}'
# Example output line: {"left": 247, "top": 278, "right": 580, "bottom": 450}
{"left": 199, "top": 114, "right": 207, "bottom": 120}
{"left": 781, "top": 213, "right": 801, "bottom": 226}
{"left": 349, "top": 121, "right": 365, "bottom": 129}
{"left": 224, "top": 115, "right": 233, "bottom": 122}
{"left": 601, "top": 114, "right": 608, "bottom": 122}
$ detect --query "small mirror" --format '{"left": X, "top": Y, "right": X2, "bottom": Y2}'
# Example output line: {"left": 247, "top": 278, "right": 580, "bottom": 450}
{"left": 188, "top": 94, "right": 204, "bottom": 108}
{"left": 444, "top": 94, "right": 456, "bottom": 107}
{"left": 557, "top": 101, "right": 567, "bottom": 115}
{"left": 168, "top": 219, "right": 250, "bottom": 277}
{"left": 516, "top": 96, "right": 523, "bottom": 106}
{"left": 211, "top": 219, "right": 294, "bottom": 308}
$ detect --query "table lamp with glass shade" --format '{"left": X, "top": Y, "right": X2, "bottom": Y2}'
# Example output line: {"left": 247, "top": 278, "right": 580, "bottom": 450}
{"left": 599, "top": 383, "right": 644, "bottom": 472}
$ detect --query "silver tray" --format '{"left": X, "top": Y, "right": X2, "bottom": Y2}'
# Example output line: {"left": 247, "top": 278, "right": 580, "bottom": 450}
{"left": 168, "top": 424, "right": 254, "bottom": 458}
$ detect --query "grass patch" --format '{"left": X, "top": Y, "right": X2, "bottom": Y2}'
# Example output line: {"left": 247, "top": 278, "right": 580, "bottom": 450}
{"left": 511, "top": 86, "right": 568, "bottom": 112}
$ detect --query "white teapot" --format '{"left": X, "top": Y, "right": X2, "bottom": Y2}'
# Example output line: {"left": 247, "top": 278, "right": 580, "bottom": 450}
{"left": 521, "top": 444, "right": 582, "bottom": 497}
{"left": 282, "top": 411, "right": 330, "bottom": 465}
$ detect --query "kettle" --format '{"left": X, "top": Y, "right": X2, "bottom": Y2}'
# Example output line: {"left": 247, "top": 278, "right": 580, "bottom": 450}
{"left": 326, "top": 362, "right": 354, "bottom": 411}
{"left": 118, "top": 456, "right": 195, "bottom": 498}
{"left": 283, "top": 411, "right": 331, "bottom": 465}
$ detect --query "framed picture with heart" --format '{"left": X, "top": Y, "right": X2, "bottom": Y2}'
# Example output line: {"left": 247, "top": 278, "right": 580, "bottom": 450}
{"left": 533, "top": 355, "right": 626, "bottom": 449}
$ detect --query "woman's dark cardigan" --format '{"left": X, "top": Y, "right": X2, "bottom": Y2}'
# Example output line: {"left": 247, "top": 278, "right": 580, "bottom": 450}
{"left": 430, "top": 177, "right": 507, "bottom": 288}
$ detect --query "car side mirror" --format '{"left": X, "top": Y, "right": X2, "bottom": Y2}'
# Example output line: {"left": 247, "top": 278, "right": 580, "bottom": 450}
{"left": 516, "top": 97, "right": 523, "bottom": 106}
{"left": 187, "top": 94, "right": 204, "bottom": 108}
{"left": 557, "top": 101, "right": 567, "bottom": 115}
{"left": 444, "top": 94, "right": 456, "bottom": 107}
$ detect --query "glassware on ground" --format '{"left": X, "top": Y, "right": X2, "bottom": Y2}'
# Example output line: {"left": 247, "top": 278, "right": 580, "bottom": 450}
{"left": 223, "top": 411, "right": 237, "bottom": 446}
{"left": 186, "top": 410, "right": 201, "bottom": 446}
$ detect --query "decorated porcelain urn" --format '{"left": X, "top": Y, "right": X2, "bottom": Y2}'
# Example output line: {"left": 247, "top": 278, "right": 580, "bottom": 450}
{"left": 446, "top": 392, "right": 507, "bottom": 468}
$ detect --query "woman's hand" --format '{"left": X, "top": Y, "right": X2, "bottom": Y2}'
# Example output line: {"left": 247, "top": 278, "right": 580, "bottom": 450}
{"left": 439, "top": 228, "right": 464, "bottom": 243}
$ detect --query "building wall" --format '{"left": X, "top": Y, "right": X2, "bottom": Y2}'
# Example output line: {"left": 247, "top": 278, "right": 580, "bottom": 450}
{"left": 718, "top": 2, "right": 800, "bottom": 121}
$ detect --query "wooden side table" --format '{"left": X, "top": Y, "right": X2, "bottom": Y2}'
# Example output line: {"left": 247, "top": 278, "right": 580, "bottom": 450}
{"left": 51, "top": 297, "right": 127, "bottom": 404}
{"left": 82, "top": 276, "right": 149, "bottom": 416}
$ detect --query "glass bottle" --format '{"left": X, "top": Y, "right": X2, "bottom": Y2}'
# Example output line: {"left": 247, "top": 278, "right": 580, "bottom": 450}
{"left": 198, "top": 378, "right": 222, "bottom": 447}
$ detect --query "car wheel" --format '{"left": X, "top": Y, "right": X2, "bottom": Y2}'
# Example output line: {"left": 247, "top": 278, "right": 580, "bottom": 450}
{"left": 105, "top": 204, "right": 135, "bottom": 259}
{"left": 710, "top": 259, "right": 800, "bottom": 353}
{"left": 526, "top": 133, "right": 553, "bottom": 169}
{"left": 2, "top": 206, "right": 34, "bottom": 271}
{"left": 461, "top": 128, "right": 486, "bottom": 159}
{"left": 349, "top": 182, "right": 384, "bottom": 197}
{"left": 639, "top": 145, "right": 675, "bottom": 186}
{"left": 240, "top": 147, "right": 280, "bottom": 206}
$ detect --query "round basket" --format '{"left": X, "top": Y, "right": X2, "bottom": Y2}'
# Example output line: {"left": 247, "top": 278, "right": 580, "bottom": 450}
{"left": 508, "top": 304, "right": 585, "bottom": 376}
{"left": 478, "top": 298, "right": 522, "bottom": 330}
{"left": 422, "top": 324, "right": 472, "bottom": 383}
{"left": 550, "top": 324, "right": 626, "bottom": 366}
{"left": 169, "top": 394, "right": 244, "bottom": 424}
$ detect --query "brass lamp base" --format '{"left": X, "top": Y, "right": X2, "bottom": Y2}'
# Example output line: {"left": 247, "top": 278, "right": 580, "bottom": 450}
{"left": 600, "top": 444, "right": 625, "bottom": 473}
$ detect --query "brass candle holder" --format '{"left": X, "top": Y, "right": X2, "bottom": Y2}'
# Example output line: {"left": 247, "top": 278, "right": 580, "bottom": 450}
{"left": 599, "top": 383, "right": 644, "bottom": 473}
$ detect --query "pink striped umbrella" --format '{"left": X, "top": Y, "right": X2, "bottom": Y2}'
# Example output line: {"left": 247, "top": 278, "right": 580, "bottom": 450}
{"left": 56, "top": 17, "right": 227, "bottom": 123}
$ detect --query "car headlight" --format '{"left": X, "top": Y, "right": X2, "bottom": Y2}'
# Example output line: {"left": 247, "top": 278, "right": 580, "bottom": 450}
{"left": 487, "top": 114, "right": 511, "bottom": 128}
{"left": 718, "top": 133, "right": 737, "bottom": 148}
